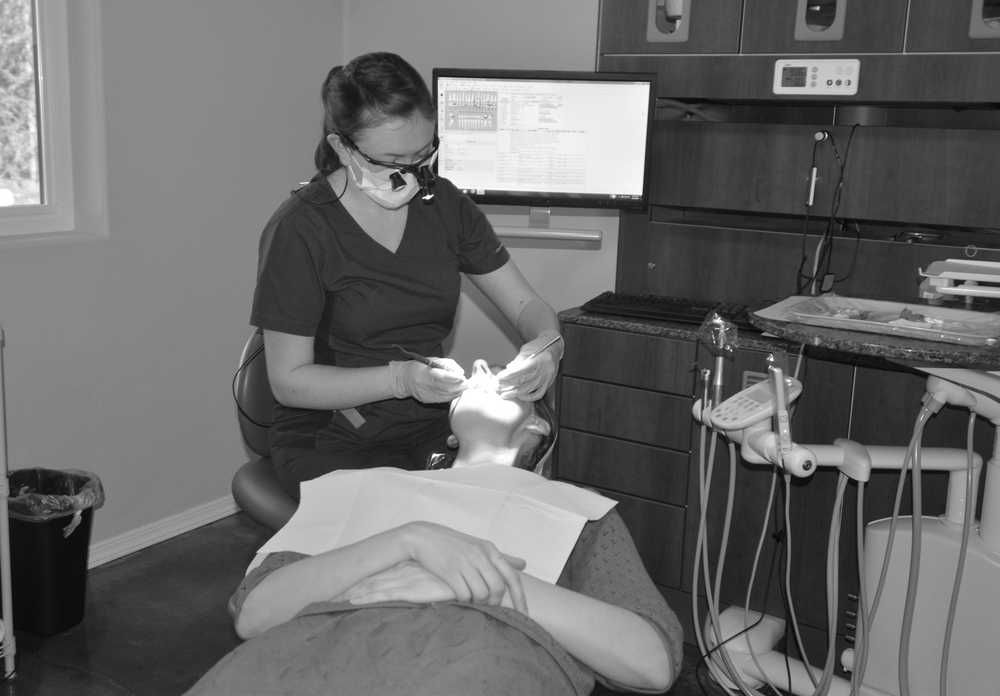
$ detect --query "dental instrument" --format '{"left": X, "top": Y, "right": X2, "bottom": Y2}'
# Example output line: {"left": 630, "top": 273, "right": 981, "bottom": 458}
{"left": 391, "top": 344, "right": 458, "bottom": 372}
{"left": 523, "top": 333, "right": 563, "bottom": 361}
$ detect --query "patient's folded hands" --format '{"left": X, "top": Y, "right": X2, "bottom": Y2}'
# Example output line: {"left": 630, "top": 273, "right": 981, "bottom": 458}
{"left": 338, "top": 561, "right": 455, "bottom": 606}
{"left": 336, "top": 520, "right": 529, "bottom": 615}
{"left": 402, "top": 521, "right": 528, "bottom": 612}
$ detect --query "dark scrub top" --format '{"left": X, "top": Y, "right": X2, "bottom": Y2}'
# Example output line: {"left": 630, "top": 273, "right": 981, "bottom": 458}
{"left": 250, "top": 175, "right": 510, "bottom": 453}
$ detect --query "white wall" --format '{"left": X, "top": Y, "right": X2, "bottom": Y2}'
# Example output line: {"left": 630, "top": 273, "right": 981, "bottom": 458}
{"left": 0, "top": 0, "right": 343, "bottom": 550}
{"left": 0, "top": 0, "right": 604, "bottom": 555}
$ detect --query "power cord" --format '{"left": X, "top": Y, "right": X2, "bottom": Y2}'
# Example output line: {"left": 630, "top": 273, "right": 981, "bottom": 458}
{"left": 231, "top": 340, "right": 270, "bottom": 429}
{"left": 796, "top": 125, "right": 860, "bottom": 295}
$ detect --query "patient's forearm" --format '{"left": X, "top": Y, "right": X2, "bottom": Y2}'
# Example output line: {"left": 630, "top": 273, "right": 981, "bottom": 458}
{"left": 517, "top": 574, "right": 673, "bottom": 692}
{"left": 235, "top": 527, "right": 409, "bottom": 639}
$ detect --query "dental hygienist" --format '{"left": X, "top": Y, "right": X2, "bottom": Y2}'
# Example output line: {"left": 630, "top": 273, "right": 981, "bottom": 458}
{"left": 250, "top": 52, "right": 563, "bottom": 498}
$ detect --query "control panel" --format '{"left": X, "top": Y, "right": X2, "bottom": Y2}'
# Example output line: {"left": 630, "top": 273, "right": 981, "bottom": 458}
{"left": 772, "top": 58, "right": 860, "bottom": 96}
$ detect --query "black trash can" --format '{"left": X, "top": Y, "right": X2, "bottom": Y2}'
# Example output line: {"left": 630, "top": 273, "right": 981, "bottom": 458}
{"left": 8, "top": 468, "right": 105, "bottom": 636}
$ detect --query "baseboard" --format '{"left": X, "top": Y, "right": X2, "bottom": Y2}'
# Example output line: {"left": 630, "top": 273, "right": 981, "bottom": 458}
{"left": 88, "top": 495, "right": 240, "bottom": 568}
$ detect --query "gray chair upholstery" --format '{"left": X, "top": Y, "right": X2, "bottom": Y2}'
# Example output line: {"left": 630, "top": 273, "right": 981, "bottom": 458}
{"left": 231, "top": 329, "right": 297, "bottom": 530}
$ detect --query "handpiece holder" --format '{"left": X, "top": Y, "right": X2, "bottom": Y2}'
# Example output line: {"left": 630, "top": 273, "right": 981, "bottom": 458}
{"left": 696, "top": 311, "right": 739, "bottom": 404}
{"left": 692, "top": 375, "right": 817, "bottom": 477}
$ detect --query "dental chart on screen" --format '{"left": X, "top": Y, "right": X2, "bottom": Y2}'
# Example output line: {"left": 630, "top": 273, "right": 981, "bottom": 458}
{"left": 433, "top": 69, "right": 655, "bottom": 209}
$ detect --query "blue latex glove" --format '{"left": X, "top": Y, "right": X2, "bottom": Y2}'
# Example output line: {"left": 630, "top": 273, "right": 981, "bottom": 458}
{"left": 496, "top": 332, "right": 563, "bottom": 401}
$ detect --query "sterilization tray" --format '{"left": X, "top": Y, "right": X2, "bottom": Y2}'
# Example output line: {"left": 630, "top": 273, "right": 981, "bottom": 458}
{"left": 754, "top": 295, "right": 1000, "bottom": 347}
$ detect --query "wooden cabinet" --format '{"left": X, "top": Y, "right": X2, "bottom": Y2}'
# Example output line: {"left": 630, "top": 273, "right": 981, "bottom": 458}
{"left": 555, "top": 323, "right": 696, "bottom": 591}
{"left": 649, "top": 120, "right": 1000, "bottom": 229}
{"left": 598, "top": 0, "right": 742, "bottom": 54}
{"left": 907, "top": 0, "right": 1000, "bottom": 52}
{"left": 741, "top": 0, "right": 909, "bottom": 54}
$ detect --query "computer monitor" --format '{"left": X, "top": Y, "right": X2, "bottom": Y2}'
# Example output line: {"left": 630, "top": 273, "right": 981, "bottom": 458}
{"left": 432, "top": 68, "right": 656, "bottom": 211}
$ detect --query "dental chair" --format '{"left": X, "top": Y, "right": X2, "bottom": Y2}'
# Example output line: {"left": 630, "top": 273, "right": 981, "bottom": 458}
{"left": 231, "top": 330, "right": 561, "bottom": 530}
{"left": 231, "top": 328, "right": 297, "bottom": 530}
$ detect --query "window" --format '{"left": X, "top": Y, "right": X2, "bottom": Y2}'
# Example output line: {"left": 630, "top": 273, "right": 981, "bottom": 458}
{"left": 0, "top": 0, "right": 106, "bottom": 243}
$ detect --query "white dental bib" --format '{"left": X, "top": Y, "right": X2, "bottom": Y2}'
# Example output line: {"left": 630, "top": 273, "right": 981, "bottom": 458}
{"left": 249, "top": 466, "right": 616, "bottom": 584}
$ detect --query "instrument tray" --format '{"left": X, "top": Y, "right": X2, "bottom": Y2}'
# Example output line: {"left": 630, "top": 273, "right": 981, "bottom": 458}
{"left": 754, "top": 295, "right": 1000, "bottom": 347}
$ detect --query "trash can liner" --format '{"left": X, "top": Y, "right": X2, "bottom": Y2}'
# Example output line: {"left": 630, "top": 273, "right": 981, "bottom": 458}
{"left": 8, "top": 468, "right": 105, "bottom": 522}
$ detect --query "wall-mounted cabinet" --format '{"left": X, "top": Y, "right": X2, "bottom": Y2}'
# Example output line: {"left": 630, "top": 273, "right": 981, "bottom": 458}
{"left": 648, "top": 121, "right": 1000, "bottom": 229}
{"left": 598, "top": 0, "right": 1000, "bottom": 103}
{"left": 598, "top": 0, "right": 742, "bottom": 54}
{"left": 906, "top": 0, "right": 1000, "bottom": 52}
{"left": 741, "top": 0, "right": 909, "bottom": 54}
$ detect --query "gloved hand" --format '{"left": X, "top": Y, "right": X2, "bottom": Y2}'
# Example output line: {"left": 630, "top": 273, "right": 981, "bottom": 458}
{"left": 497, "top": 331, "right": 563, "bottom": 402}
{"left": 389, "top": 359, "right": 467, "bottom": 403}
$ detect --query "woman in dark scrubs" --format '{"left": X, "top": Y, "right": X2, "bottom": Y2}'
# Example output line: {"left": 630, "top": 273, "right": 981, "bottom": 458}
{"left": 250, "top": 52, "right": 563, "bottom": 497}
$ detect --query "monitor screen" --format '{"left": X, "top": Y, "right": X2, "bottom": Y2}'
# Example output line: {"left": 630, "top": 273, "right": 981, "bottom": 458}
{"left": 432, "top": 68, "right": 655, "bottom": 210}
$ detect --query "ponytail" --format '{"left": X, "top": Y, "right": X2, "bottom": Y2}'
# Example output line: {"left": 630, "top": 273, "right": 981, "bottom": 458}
{"left": 313, "top": 65, "right": 345, "bottom": 178}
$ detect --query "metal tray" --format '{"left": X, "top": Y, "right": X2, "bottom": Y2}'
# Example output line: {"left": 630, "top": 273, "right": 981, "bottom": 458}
{"left": 754, "top": 295, "right": 1000, "bottom": 347}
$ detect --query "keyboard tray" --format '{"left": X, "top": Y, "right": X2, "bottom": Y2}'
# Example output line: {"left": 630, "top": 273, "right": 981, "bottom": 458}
{"left": 581, "top": 292, "right": 758, "bottom": 332}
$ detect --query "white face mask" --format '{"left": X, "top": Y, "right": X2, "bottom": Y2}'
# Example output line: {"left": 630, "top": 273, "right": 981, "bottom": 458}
{"left": 345, "top": 151, "right": 420, "bottom": 209}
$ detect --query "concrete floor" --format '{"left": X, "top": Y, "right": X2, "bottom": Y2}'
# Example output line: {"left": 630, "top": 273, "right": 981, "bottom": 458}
{"left": 0, "top": 512, "right": 728, "bottom": 696}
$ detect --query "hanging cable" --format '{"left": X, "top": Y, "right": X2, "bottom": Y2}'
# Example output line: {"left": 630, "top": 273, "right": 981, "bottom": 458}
{"left": 939, "top": 411, "right": 978, "bottom": 696}
{"left": 850, "top": 478, "right": 868, "bottom": 696}
{"left": 783, "top": 473, "right": 820, "bottom": 687}
{"left": 796, "top": 125, "right": 860, "bottom": 295}
{"left": 742, "top": 470, "right": 786, "bottom": 696}
{"left": 898, "top": 394, "right": 944, "bottom": 696}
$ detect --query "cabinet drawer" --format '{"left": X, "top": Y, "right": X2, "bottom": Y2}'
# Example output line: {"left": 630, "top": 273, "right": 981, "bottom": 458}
{"left": 559, "top": 377, "right": 693, "bottom": 451}
{"left": 556, "top": 429, "right": 688, "bottom": 506}
{"left": 600, "top": 488, "right": 685, "bottom": 589}
{"left": 561, "top": 323, "right": 696, "bottom": 395}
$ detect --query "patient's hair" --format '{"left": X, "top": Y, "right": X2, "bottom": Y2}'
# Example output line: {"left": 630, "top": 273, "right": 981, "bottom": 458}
{"left": 513, "top": 398, "right": 556, "bottom": 475}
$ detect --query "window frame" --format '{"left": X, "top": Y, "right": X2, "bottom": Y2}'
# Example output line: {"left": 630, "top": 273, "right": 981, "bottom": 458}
{"left": 0, "top": 0, "right": 107, "bottom": 245}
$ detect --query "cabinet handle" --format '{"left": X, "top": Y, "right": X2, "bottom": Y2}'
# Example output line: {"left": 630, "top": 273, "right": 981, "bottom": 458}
{"left": 494, "top": 226, "right": 602, "bottom": 243}
{"left": 647, "top": 0, "right": 691, "bottom": 43}
{"left": 794, "top": 0, "right": 846, "bottom": 41}
{"left": 970, "top": 0, "right": 1000, "bottom": 39}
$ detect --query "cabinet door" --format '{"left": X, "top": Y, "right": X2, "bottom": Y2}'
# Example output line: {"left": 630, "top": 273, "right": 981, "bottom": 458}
{"left": 598, "top": 0, "right": 742, "bottom": 55}
{"left": 906, "top": 0, "right": 1000, "bottom": 52}
{"left": 741, "top": 0, "right": 908, "bottom": 54}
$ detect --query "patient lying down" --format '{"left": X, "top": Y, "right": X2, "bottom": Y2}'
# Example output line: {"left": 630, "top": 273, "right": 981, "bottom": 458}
{"left": 186, "top": 360, "right": 683, "bottom": 695}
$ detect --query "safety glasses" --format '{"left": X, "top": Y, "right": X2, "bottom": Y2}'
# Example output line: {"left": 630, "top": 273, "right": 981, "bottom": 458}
{"left": 338, "top": 133, "right": 438, "bottom": 199}
{"left": 339, "top": 133, "right": 439, "bottom": 173}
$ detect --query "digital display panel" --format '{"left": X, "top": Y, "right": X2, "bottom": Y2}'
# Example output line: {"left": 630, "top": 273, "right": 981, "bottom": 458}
{"left": 432, "top": 68, "right": 655, "bottom": 210}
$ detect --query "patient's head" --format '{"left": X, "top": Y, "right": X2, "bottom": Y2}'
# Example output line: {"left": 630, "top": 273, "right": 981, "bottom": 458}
{"left": 448, "top": 360, "right": 554, "bottom": 474}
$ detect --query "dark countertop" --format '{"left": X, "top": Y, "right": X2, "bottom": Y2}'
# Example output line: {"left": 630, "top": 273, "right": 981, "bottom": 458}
{"left": 749, "top": 314, "right": 1000, "bottom": 371}
{"left": 560, "top": 306, "right": 1000, "bottom": 371}
{"left": 559, "top": 307, "right": 793, "bottom": 353}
